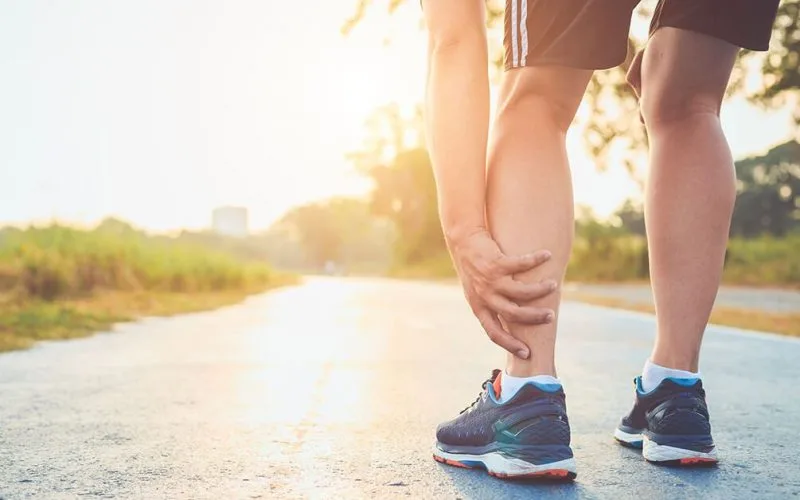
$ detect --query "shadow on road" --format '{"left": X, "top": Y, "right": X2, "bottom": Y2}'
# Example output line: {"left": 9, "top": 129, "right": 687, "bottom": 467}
{"left": 435, "top": 464, "right": 591, "bottom": 500}
{"left": 654, "top": 462, "right": 724, "bottom": 488}
{"left": 434, "top": 447, "right": 727, "bottom": 499}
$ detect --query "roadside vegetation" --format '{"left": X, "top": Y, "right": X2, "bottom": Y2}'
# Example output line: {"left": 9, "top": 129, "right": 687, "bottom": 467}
{"left": 266, "top": 111, "right": 797, "bottom": 335}
{"left": 0, "top": 221, "right": 294, "bottom": 352}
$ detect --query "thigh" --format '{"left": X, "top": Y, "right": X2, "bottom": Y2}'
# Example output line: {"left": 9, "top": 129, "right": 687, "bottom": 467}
{"left": 505, "top": 0, "right": 639, "bottom": 71}
{"left": 497, "top": 66, "right": 593, "bottom": 131}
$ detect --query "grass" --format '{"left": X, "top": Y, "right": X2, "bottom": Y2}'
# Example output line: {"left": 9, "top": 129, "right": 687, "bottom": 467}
{"left": 0, "top": 223, "right": 297, "bottom": 352}
{"left": 387, "top": 234, "right": 800, "bottom": 288}
{"left": 384, "top": 239, "right": 799, "bottom": 336}
{"left": 564, "top": 291, "right": 800, "bottom": 337}
{"left": 723, "top": 235, "right": 800, "bottom": 287}
{"left": 0, "top": 277, "right": 297, "bottom": 353}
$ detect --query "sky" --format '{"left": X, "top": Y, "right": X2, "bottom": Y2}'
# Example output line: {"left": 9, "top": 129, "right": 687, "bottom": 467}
{"left": 0, "top": 0, "right": 795, "bottom": 232}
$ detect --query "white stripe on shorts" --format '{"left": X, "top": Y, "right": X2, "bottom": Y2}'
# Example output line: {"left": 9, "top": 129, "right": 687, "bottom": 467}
{"left": 511, "top": 0, "right": 519, "bottom": 67}
{"left": 520, "top": 0, "right": 528, "bottom": 66}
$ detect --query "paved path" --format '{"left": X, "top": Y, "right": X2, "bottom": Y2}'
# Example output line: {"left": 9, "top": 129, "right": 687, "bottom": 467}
{"left": 1, "top": 278, "right": 799, "bottom": 499}
{"left": 566, "top": 283, "right": 800, "bottom": 314}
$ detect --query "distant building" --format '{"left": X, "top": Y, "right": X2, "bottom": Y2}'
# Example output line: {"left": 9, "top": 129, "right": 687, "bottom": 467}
{"left": 212, "top": 206, "right": 249, "bottom": 238}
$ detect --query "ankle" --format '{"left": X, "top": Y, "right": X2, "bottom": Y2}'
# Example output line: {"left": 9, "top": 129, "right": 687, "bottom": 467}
{"left": 650, "top": 350, "right": 699, "bottom": 372}
{"left": 506, "top": 357, "right": 557, "bottom": 378}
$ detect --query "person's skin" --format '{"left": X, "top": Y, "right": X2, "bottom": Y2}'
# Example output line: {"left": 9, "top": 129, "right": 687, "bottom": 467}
{"left": 422, "top": 0, "right": 557, "bottom": 360}
{"left": 424, "top": 0, "right": 740, "bottom": 378}
{"left": 486, "top": 67, "right": 592, "bottom": 377}
{"left": 629, "top": 28, "right": 740, "bottom": 372}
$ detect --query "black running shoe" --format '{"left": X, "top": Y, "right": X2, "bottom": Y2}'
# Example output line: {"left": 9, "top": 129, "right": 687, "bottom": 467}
{"left": 433, "top": 370, "right": 577, "bottom": 480}
{"left": 614, "top": 376, "right": 718, "bottom": 465}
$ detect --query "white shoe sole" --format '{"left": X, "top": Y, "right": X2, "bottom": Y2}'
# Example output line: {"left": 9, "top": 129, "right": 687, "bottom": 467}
{"left": 642, "top": 436, "right": 718, "bottom": 464}
{"left": 613, "top": 428, "right": 644, "bottom": 448}
{"left": 432, "top": 445, "right": 577, "bottom": 480}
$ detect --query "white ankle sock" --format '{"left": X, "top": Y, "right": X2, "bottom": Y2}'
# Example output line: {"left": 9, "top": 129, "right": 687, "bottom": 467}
{"left": 641, "top": 359, "right": 700, "bottom": 393}
{"left": 498, "top": 371, "right": 561, "bottom": 403}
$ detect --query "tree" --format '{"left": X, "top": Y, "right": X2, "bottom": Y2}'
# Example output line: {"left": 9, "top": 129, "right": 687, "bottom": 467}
{"left": 278, "top": 202, "right": 345, "bottom": 268}
{"left": 367, "top": 147, "right": 444, "bottom": 264}
{"left": 731, "top": 140, "right": 800, "bottom": 237}
{"left": 347, "top": 103, "right": 446, "bottom": 266}
{"left": 346, "top": 102, "right": 425, "bottom": 174}
{"left": 272, "top": 197, "right": 396, "bottom": 271}
{"left": 344, "top": 0, "right": 800, "bottom": 171}
{"left": 613, "top": 199, "right": 646, "bottom": 236}
{"left": 605, "top": 140, "right": 800, "bottom": 239}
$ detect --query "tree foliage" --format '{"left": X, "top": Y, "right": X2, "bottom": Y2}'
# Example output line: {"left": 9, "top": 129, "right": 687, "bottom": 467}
{"left": 269, "top": 197, "right": 395, "bottom": 272}
{"left": 344, "top": 0, "right": 800, "bottom": 170}
{"left": 367, "top": 147, "right": 443, "bottom": 264}
{"left": 732, "top": 140, "right": 800, "bottom": 237}
{"left": 343, "top": 1, "right": 799, "bottom": 272}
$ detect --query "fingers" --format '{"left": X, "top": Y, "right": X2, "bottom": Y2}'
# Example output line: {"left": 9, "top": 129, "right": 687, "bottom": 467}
{"left": 484, "top": 294, "right": 554, "bottom": 325}
{"left": 495, "top": 278, "right": 557, "bottom": 303}
{"left": 497, "top": 250, "right": 552, "bottom": 275}
{"left": 475, "top": 309, "right": 530, "bottom": 359}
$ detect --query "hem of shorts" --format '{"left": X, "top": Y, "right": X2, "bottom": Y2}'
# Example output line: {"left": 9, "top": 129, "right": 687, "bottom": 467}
{"left": 652, "top": 21, "right": 771, "bottom": 52}
{"left": 504, "top": 56, "right": 626, "bottom": 72}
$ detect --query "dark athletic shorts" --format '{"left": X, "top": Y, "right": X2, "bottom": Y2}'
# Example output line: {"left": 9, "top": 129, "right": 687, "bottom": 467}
{"left": 504, "top": 0, "right": 780, "bottom": 70}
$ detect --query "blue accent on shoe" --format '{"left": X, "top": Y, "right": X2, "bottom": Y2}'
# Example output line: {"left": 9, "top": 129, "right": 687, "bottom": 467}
{"left": 617, "top": 438, "right": 644, "bottom": 449}
{"left": 528, "top": 381, "right": 563, "bottom": 393}
{"left": 635, "top": 375, "right": 700, "bottom": 395}
{"left": 666, "top": 377, "right": 701, "bottom": 387}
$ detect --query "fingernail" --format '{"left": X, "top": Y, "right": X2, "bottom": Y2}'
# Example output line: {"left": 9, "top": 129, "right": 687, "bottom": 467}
{"left": 517, "top": 349, "right": 529, "bottom": 359}
{"left": 548, "top": 281, "right": 558, "bottom": 291}
{"left": 546, "top": 312, "right": 555, "bottom": 322}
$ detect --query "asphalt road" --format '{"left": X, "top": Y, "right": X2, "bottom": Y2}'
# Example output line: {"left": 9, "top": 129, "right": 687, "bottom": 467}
{"left": 2, "top": 278, "right": 799, "bottom": 499}
{"left": 566, "top": 283, "right": 800, "bottom": 314}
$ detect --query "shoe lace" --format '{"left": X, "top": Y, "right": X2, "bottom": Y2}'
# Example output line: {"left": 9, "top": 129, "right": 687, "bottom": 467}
{"left": 459, "top": 373, "right": 496, "bottom": 414}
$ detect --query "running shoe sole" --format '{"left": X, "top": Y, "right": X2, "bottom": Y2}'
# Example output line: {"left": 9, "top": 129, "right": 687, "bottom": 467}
{"left": 432, "top": 445, "right": 577, "bottom": 480}
{"left": 613, "top": 428, "right": 644, "bottom": 449}
{"left": 613, "top": 429, "right": 718, "bottom": 466}
{"left": 642, "top": 436, "right": 718, "bottom": 465}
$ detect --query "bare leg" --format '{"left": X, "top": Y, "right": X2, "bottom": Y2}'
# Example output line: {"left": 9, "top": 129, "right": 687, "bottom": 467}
{"left": 637, "top": 28, "right": 739, "bottom": 372}
{"left": 486, "top": 66, "right": 592, "bottom": 377}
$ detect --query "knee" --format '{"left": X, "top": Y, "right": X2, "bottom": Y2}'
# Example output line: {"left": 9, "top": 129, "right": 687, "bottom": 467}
{"left": 499, "top": 82, "right": 578, "bottom": 134}
{"left": 640, "top": 89, "right": 722, "bottom": 131}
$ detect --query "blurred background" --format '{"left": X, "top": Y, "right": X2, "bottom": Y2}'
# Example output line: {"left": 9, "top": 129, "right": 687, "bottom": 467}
{"left": 1, "top": 0, "right": 798, "bottom": 351}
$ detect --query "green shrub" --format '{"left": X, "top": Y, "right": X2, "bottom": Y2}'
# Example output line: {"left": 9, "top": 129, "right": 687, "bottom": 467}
{"left": 724, "top": 234, "right": 800, "bottom": 286}
{"left": 0, "top": 224, "right": 275, "bottom": 301}
{"left": 568, "top": 235, "right": 648, "bottom": 282}
{"left": 389, "top": 233, "right": 798, "bottom": 288}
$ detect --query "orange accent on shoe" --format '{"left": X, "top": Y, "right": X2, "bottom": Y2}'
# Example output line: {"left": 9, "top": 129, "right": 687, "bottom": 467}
{"left": 489, "top": 469, "right": 574, "bottom": 480}
{"left": 433, "top": 455, "right": 471, "bottom": 469}
{"left": 679, "top": 457, "right": 718, "bottom": 465}
{"left": 493, "top": 372, "right": 503, "bottom": 399}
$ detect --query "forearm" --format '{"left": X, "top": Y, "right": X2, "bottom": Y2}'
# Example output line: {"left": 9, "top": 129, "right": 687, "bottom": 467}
{"left": 424, "top": 11, "right": 490, "bottom": 245}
